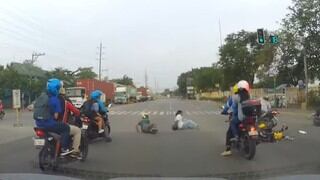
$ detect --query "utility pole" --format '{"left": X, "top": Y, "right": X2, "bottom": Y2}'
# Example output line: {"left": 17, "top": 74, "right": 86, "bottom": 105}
{"left": 145, "top": 69, "right": 148, "bottom": 88}
{"left": 219, "top": 18, "right": 222, "bottom": 47}
{"left": 303, "top": 47, "right": 308, "bottom": 106}
{"left": 98, "top": 42, "right": 102, "bottom": 81}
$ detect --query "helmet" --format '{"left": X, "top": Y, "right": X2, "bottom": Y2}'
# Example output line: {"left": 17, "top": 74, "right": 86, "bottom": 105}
{"left": 233, "top": 84, "right": 239, "bottom": 94}
{"left": 141, "top": 112, "right": 149, "bottom": 119}
{"left": 90, "top": 90, "right": 103, "bottom": 100}
{"left": 237, "top": 80, "right": 250, "bottom": 92}
{"left": 47, "top": 78, "right": 61, "bottom": 96}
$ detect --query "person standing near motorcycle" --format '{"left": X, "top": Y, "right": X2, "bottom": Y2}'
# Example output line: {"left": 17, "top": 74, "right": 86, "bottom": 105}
{"left": 260, "top": 96, "right": 272, "bottom": 114}
{"left": 221, "top": 84, "right": 238, "bottom": 156}
{"left": 58, "top": 87, "right": 82, "bottom": 158}
{"left": 34, "top": 78, "right": 71, "bottom": 155}
{"left": 0, "top": 99, "right": 5, "bottom": 119}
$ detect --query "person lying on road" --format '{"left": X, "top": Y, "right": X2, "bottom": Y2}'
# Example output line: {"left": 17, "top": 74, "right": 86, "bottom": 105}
{"left": 136, "top": 113, "right": 158, "bottom": 134}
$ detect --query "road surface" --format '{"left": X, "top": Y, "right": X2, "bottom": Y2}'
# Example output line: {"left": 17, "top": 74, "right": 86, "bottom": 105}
{"left": 0, "top": 98, "right": 320, "bottom": 179}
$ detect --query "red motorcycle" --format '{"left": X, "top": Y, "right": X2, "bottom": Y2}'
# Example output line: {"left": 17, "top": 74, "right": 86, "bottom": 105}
{"left": 230, "top": 99, "right": 260, "bottom": 160}
{"left": 33, "top": 124, "right": 89, "bottom": 171}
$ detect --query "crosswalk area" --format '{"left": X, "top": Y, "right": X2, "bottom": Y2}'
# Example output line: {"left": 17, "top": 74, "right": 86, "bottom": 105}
{"left": 109, "top": 110, "right": 220, "bottom": 116}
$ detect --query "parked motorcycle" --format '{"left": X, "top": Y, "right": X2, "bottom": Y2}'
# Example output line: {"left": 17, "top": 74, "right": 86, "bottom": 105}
{"left": 33, "top": 125, "right": 89, "bottom": 171}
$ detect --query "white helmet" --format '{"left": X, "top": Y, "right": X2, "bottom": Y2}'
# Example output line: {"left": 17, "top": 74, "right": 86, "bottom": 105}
{"left": 237, "top": 80, "right": 250, "bottom": 92}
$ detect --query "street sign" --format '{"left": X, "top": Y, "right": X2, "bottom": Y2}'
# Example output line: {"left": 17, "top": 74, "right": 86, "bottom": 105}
{"left": 12, "top": 89, "right": 21, "bottom": 109}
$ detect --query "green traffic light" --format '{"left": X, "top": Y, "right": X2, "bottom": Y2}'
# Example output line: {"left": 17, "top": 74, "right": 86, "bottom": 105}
{"left": 270, "top": 35, "right": 278, "bottom": 44}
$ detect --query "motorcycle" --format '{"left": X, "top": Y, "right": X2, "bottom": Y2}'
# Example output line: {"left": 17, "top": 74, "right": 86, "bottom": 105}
{"left": 33, "top": 124, "right": 89, "bottom": 171}
{"left": 257, "top": 110, "right": 279, "bottom": 142}
{"left": 230, "top": 99, "right": 260, "bottom": 160}
{"left": 81, "top": 115, "right": 111, "bottom": 142}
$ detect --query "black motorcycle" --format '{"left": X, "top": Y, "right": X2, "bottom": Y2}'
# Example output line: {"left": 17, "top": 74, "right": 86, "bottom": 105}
{"left": 33, "top": 126, "right": 89, "bottom": 171}
{"left": 81, "top": 114, "right": 112, "bottom": 142}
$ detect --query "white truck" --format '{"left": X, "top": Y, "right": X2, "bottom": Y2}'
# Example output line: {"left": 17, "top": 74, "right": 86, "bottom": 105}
{"left": 66, "top": 87, "right": 87, "bottom": 108}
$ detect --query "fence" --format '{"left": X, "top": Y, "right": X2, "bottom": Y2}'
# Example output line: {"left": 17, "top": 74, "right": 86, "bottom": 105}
{"left": 200, "top": 87, "right": 315, "bottom": 108}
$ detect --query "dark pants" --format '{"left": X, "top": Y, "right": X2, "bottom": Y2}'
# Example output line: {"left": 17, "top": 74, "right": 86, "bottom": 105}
{"left": 45, "top": 122, "right": 70, "bottom": 149}
{"left": 225, "top": 125, "right": 233, "bottom": 151}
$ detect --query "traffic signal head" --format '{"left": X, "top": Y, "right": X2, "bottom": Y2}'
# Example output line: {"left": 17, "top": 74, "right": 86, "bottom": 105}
{"left": 257, "top": 29, "right": 265, "bottom": 44}
{"left": 270, "top": 35, "right": 278, "bottom": 44}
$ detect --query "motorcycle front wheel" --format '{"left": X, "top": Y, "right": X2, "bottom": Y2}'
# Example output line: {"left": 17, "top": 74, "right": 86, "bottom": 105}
{"left": 243, "top": 136, "right": 256, "bottom": 160}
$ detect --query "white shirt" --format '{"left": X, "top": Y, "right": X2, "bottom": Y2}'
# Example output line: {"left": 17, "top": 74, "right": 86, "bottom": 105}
{"left": 260, "top": 98, "right": 271, "bottom": 113}
{"left": 175, "top": 114, "right": 184, "bottom": 129}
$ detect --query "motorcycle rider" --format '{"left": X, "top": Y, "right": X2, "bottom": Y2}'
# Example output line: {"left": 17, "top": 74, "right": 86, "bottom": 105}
{"left": 136, "top": 113, "right": 157, "bottom": 133}
{"left": 229, "top": 80, "right": 250, "bottom": 142}
{"left": 221, "top": 84, "right": 238, "bottom": 156}
{"left": 34, "top": 78, "right": 72, "bottom": 155}
{"left": 58, "top": 87, "right": 82, "bottom": 158}
{"left": 88, "top": 90, "right": 106, "bottom": 133}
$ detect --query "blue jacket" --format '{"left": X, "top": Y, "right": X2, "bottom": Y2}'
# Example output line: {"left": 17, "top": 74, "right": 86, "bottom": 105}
{"left": 222, "top": 96, "right": 233, "bottom": 114}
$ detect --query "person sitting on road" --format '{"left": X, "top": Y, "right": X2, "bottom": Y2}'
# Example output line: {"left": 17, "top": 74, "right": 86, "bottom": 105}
{"left": 34, "top": 78, "right": 71, "bottom": 155}
{"left": 136, "top": 113, "right": 157, "bottom": 134}
{"left": 173, "top": 110, "right": 198, "bottom": 130}
{"left": 58, "top": 87, "right": 82, "bottom": 159}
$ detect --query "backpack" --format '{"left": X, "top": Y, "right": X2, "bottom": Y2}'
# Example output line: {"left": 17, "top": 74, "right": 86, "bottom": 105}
{"left": 33, "top": 92, "right": 51, "bottom": 120}
{"left": 80, "top": 100, "right": 95, "bottom": 117}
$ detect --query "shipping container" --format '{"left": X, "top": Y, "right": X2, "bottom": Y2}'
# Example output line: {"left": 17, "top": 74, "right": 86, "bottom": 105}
{"left": 76, "top": 79, "right": 116, "bottom": 103}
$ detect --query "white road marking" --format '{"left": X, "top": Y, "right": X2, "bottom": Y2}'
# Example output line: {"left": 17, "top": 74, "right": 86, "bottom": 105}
{"left": 160, "top": 111, "right": 164, "bottom": 115}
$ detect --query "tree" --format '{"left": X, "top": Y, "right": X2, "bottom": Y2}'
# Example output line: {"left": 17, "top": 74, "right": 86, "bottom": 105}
{"left": 218, "top": 30, "right": 276, "bottom": 90}
{"left": 112, "top": 75, "right": 134, "bottom": 86}
{"left": 278, "top": 0, "right": 320, "bottom": 85}
{"left": 74, "top": 67, "right": 97, "bottom": 79}
{"left": 46, "top": 67, "right": 75, "bottom": 86}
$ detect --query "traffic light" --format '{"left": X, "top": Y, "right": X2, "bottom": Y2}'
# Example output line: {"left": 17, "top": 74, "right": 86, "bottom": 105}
{"left": 257, "top": 29, "right": 265, "bottom": 44}
{"left": 270, "top": 35, "right": 279, "bottom": 44}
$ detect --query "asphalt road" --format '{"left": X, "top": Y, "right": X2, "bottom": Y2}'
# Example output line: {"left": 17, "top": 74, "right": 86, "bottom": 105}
{"left": 0, "top": 98, "right": 320, "bottom": 179}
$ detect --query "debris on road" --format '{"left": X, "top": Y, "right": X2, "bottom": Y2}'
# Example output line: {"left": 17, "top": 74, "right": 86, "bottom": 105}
{"left": 298, "top": 130, "right": 307, "bottom": 135}
{"left": 284, "top": 136, "right": 295, "bottom": 141}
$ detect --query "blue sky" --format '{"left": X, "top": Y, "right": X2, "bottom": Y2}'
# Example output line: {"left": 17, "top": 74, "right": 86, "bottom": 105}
{"left": 0, "top": 0, "right": 292, "bottom": 91}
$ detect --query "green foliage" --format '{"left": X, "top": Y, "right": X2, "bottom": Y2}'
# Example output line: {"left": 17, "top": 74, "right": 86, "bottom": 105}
{"left": 112, "top": 75, "right": 134, "bottom": 86}
{"left": 75, "top": 67, "right": 97, "bottom": 79}
{"left": 177, "top": 66, "right": 222, "bottom": 95}
{"left": 218, "top": 30, "right": 276, "bottom": 90}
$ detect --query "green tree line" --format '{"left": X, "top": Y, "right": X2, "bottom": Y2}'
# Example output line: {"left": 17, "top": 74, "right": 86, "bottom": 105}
{"left": 177, "top": 0, "right": 320, "bottom": 94}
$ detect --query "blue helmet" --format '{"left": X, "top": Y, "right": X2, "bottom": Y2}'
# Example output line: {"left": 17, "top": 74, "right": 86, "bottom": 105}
{"left": 47, "top": 78, "right": 61, "bottom": 96}
{"left": 90, "top": 90, "right": 103, "bottom": 100}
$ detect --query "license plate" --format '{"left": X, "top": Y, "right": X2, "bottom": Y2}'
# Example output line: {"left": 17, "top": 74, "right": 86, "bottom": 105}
{"left": 34, "top": 138, "right": 45, "bottom": 146}
{"left": 82, "top": 124, "right": 88, "bottom": 130}
{"left": 249, "top": 130, "right": 258, "bottom": 136}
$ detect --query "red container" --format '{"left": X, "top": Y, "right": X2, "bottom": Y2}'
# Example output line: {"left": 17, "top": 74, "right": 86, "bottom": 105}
{"left": 137, "top": 87, "right": 148, "bottom": 96}
{"left": 76, "top": 79, "right": 116, "bottom": 101}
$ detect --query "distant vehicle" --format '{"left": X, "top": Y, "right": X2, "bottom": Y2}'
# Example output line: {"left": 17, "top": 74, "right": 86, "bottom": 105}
{"left": 114, "top": 86, "right": 136, "bottom": 104}
{"left": 137, "top": 87, "right": 150, "bottom": 102}
{"left": 76, "top": 79, "right": 116, "bottom": 105}
{"left": 186, "top": 86, "right": 195, "bottom": 99}
{"left": 66, "top": 87, "right": 86, "bottom": 108}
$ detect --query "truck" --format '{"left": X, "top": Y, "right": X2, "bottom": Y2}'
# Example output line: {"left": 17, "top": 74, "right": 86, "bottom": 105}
{"left": 186, "top": 86, "right": 195, "bottom": 99}
{"left": 73, "top": 79, "right": 115, "bottom": 105}
{"left": 114, "top": 85, "right": 137, "bottom": 104}
{"left": 137, "top": 87, "right": 149, "bottom": 102}
{"left": 66, "top": 87, "right": 86, "bottom": 108}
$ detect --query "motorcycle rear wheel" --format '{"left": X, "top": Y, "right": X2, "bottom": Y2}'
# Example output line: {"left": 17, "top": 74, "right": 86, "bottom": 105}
{"left": 39, "top": 144, "right": 56, "bottom": 171}
{"left": 80, "top": 133, "right": 89, "bottom": 162}
{"left": 243, "top": 137, "right": 256, "bottom": 160}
